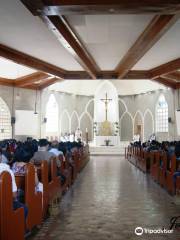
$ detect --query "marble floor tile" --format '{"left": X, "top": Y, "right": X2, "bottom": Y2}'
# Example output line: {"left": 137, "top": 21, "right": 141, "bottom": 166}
{"left": 29, "top": 156, "right": 180, "bottom": 240}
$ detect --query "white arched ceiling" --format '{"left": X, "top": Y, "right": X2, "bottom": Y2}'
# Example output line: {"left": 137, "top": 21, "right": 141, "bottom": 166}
{"left": 49, "top": 80, "right": 165, "bottom": 96}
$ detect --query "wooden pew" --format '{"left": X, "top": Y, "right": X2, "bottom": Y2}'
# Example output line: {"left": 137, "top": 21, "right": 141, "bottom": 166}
{"left": 59, "top": 155, "right": 72, "bottom": 193}
{"left": 0, "top": 172, "right": 24, "bottom": 240}
{"left": 48, "top": 157, "right": 61, "bottom": 202}
{"left": 158, "top": 152, "right": 167, "bottom": 187}
{"left": 71, "top": 150, "right": 78, "bottom": 182}
{"left": 39, "top": 161, "right": 49, "bottom": 218}
{"left": 15, "top": 163, "right": 42, "bottom": 231}
{"left": 140, "top": 150, "right": 148, "bottom": 173}
{"left": 38, "top": 159, "right": 61, "bottom": 217}
{"left": 166, "top": 155, "right": 177, "bottom": 194}
{"left": 150, "top": 151, "right": 159, "bottom": 181}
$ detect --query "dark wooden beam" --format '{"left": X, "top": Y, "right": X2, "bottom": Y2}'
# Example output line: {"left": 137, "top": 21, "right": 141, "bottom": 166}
{"left": 15, "top": 72, "right": 49, "bottom": 87}
{"left": 21, "top": 0, "right": 180, "bottom": 15}
{"left": 150, "top": 58, "right": 180, "bottom": 78}
{"left": 45, "top": 15, "right": 100, "bottom": 79}
{"left": 124, "top": 70, "right": 150, "bottom": 79}
{"left": 115, "top": 15, "right": 178, "bottom": 79}
{"left": 164, "top": 71, "right": 180, "bottom": 82}
{"left": 0, "top": 78, "right": 14, "bottom": 87}
{"left": 64, "top": 70, "right": 150, "bottom": 79}
{"left": 0, "top": 44, "right": 65, "bottom": 79}
{"left": 152, "top": 76, "right": 177, "bottom": 88}
{"left": 38, "top": 77, "right": 61, "bottom": 89}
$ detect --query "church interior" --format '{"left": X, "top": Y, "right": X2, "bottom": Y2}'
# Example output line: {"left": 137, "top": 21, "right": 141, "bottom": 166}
{"left": 0, "top": 1, "right": 180, "bottom": 239}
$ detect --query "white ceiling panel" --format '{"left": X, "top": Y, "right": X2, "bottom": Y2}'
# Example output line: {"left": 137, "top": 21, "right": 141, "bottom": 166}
{"left": 133, "top": 19, "right": 180, "bottom": 70}
{"left": 0, "top": 58, "right": 36, "bottom": 79}
{"left": 67, "top": 15, "right": 154, "bottom": 70}
{"left": 0, "top": 0, "right": 83, "bottom": 71}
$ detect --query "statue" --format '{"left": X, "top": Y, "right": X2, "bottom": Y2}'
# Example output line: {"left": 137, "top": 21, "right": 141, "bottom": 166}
{"left": 99, "top": 93, "right": 113, "bottom": 136}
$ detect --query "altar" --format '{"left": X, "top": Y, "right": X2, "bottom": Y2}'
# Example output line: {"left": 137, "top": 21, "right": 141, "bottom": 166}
{"left": 93, "top": 81, "right": 120, "bottom": 148}
{"left": 95, "top": 136, "right": 120, "bottom": 146}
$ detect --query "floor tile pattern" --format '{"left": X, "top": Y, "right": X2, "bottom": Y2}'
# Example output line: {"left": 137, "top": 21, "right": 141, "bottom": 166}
{"left": 30, "top": 156, "right": 180, "bottom": 240}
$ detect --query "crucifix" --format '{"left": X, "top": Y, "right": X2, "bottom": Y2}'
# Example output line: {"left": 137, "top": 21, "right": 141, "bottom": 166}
{"left": 100, "top": 93, "right": 112, "bottom": 121}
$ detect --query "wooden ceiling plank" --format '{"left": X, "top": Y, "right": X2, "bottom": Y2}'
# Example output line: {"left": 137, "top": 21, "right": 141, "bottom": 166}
{"left": 152, "top": 76, "right": 177, "bottom": 88}
{"left": 21, "top": 0, "right": 180, "bottom": 15}
{"left": 45, "top": 15, "right": 100, "bottom": 79}
{"left": 0, "top": 78, "right": 14, "bottom": 87}
{"left": 38, "top": 77, "right": 62, "bottom": 89}
{"left": 164, "top": 71, "right": 180, "bottom": 81}
{"left": 115, "top": 15, "right": 178, "bottom": 79}
{"left": 0, "top": 44, "right": 65, "bottom": 79}
{"left": 15, "top": 72, "right": 49, "bottom": 87}
{"left": 150, "top": 58, "right": 180, "bottom": 78}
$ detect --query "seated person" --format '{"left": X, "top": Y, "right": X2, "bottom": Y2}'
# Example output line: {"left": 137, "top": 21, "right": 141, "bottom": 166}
{"left": 0, "top": 147, "right": 8, "bottom": 164}
{"left": 49, "top": 140, "right": 64, "bottom": 159}
{"left": 30, "top": 139, "right": 55, "bottom": 166}
{"left": 49, "top": 141, "right": 66, "bottom": 185}
{"left": 0, "top": 151, "right": 28, "bottom": 219}
{"left": 175, "top": 141, "right": 180, "bottom": 161}
{"left": 173, "top": 162, "right": 180, "bottom": 194}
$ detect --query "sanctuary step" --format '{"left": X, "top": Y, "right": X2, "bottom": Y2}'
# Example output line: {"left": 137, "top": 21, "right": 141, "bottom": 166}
{"left": 89, "top": 141, "right": 129, "bottom": 155}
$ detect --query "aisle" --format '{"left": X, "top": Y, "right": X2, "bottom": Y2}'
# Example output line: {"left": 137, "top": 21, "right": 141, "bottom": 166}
{"left": 31, "top": 156, "right": 180, "bottom": 240}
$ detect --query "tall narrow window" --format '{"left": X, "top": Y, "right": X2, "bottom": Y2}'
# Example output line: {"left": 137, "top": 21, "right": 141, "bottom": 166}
{"left": 0, "top": 98, "right": 11, "bottom": 140}
{"left": 46, "top": 94, "right": 58, "bottom": 135}
{"left": 156, "top": 95, "right": 168, "bottom": 132}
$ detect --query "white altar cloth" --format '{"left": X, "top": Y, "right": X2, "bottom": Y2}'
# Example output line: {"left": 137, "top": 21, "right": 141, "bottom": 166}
{"left": 95, "top": 136, "right": 120, "bottom": 146}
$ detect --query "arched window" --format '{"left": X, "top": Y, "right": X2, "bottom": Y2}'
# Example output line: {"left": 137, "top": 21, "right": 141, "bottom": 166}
{"left": 45, "top": 94, "right": 59, "bottom": 134}
{"left": 0, "top": 98, "right": 11, "bottom": 140}
{"left": 156, "top": 95, "right": 168, "bottom": 132}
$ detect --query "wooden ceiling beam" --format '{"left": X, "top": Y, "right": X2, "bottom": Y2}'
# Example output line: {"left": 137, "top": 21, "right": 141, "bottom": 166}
{"left": 38, "top": 77, "right": 61, "bottom": 89}
{"left": 152, "top": 77, "right": 177, "bottom": 89}
{"left": 63, "top": 70, "right": 149, "bottom": 79}
{"left": 21, "top": 0, "right": 180, "bottom": 15}
{"left": 0, "top": 78, "right": 14, "bottom": 87}
{"left": 115, "top": 15, "right": 178, "bottom": 79}
{"left": 15, "top": 72, "right": 50, "bottom": 87}
{"left": 164, "top": 71, "right": 180, "bottom": 81}
{"left": 45, "top": 15, "right": 100, "bottom": 79}
{"left": 0, "top": 44, "right": 65, "bottom": 79}
{"left": 150, "top": 58, "right": 180, "bottom": 78}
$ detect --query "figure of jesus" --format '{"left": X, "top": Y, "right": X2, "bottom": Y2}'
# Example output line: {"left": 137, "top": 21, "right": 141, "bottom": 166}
{"left": 100, "top": 93, "right": 112, "bottom": 121}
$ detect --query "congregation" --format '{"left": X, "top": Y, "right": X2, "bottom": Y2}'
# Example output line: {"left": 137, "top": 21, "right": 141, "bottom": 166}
{"left": 0, "top": 137, "right": 89, "bottom": 239}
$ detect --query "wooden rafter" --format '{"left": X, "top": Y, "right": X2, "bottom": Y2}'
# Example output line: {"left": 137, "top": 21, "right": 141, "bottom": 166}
{"left": 150, "top": 59, "right": 180, "bottom": 79}
{"left": 45, "top": 15, "right": 100, "bottom": 79}
{"left": 38, "top": 77, "right": 61, "bottom": 89}
{"left": 164, "top": 71, "right": 180, "bottom": 82}
{"left": 15, "top": 72, "right": 50, "bottom": 87}
{"left": 152, "top": 77, "right": 177, "bottom": 89}
{"left": 0, "top": 44, "right": 65, "bottom": 79}
{"left": 0, "top": 78, "right": 14, "bottom": 87}
{"left": 115, "top": 15, "right": 178, "bottom": 79}
{"left": 21, "top": 0, "right": 180, "bottom": 15}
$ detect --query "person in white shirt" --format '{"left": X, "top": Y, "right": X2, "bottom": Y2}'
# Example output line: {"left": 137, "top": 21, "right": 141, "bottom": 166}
{"left": 0, "top": 152, "right": 28, "bottom": 219}
{"left": 49, "top": 140, "right": 64, "bottom": 158}
{"left": 75, "top": 128, "right": 82, "bottom": 141}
